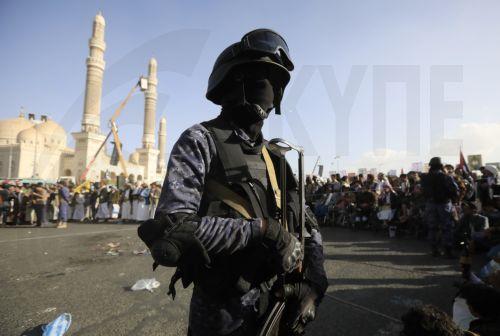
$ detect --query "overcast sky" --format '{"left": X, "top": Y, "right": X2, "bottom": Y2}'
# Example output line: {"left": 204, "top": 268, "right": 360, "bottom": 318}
{"left": 1, "top": 0, "right": 500, "bottom": 174}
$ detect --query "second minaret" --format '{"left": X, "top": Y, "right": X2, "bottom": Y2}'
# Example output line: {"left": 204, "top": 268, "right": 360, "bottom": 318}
{"left": 142, "top": 58, "right": 158, "bottom": 148}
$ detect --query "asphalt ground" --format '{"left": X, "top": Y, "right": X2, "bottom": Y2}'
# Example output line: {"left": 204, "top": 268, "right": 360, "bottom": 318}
{"left": 0, "top": 224, "right": 462, "bottom": 336}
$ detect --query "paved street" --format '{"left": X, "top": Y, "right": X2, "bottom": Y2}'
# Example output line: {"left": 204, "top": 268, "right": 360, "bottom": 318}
{"left": 0, "top": 224, "right": 461, "bottom": 336}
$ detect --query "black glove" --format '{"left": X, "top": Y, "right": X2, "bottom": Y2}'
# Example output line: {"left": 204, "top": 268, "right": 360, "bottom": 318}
{"left": 282, "top": 282, "right": 318, "bottom": 335}
{"left": 263, "top": 218, "right": 303, "bottom": 274}
{"left": 140, "top": 214, "right": 210, "bottom": 267}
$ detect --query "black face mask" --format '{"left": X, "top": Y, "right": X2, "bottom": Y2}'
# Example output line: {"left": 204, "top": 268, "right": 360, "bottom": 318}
{"left": 221, "top": 72, "right": 277, "bottom": 141}
{"left": 244, "top": 78, "right": 275, "bottom": 112}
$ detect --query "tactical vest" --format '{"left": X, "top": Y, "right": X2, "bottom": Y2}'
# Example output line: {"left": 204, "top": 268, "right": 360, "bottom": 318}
{"left": 421, "top": 171, "right": 454, "bottom": 203}
{"left": 199, "top": 117, "right": 281, "bottom": 220}
{"left": 192, "top": 116, "right": 285, "bottom": 300}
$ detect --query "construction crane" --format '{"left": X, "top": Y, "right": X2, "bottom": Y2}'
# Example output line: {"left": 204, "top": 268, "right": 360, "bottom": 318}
{"left": 78, "top": 76, "right": 148, "bottom": 183}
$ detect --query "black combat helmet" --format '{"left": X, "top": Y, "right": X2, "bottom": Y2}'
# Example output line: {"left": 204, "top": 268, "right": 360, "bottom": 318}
{"left": 429, "top": 157, "right": 443, "bottom": 169}
{"left": 206, "top": 29, "right": 294, "bottom": 114}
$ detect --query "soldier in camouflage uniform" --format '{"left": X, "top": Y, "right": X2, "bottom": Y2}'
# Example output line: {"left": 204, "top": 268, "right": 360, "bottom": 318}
{"left": 139, "top": 29, "right": 328, "bottom": 336}
{"left": 421, "top": 157, "right": 459, "bottom": 258}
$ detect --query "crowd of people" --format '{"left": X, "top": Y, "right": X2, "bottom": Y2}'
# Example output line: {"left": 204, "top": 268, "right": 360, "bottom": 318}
{"left": 0, "top": 180, "right": 162, "bottom": 227}
{"left": 308, "top": 163, "right": 500, "bottom": 254}
{"left": 307, "top": 158, "right": 500, "bottom": 335}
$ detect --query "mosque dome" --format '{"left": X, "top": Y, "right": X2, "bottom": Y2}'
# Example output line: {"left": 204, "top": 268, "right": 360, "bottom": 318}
{"left": 17, "top": 127, "right": 38, "bottom": 144}
{"left": 0, "top": 116, "right": 34, "bottom": 144}
{"left": 37, "top": 119, "right": 67, "bottom": 148}
{"left": 17, "top": 119, "right": 67, "bottom": 149}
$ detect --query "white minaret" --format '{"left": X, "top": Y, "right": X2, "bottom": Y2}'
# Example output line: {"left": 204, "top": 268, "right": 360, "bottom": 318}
{"left": 71, "top": 13, "right": 107, "bottom": 183}
{"left": 82, "top": 12, "right": 106, "bottom": 133}
{"left": 142, "top": 57, "right": 158, "bottom": 148}
{"left": 157, "top": 116, "right": 166, "bottom": 172}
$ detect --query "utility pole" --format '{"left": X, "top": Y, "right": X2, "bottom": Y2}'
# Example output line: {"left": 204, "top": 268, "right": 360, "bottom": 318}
{"left": 311, "top": 156, "right": 320, "bottom": 175}
{"left": 32, "top": 124, "right": 38, "bottom": 178}
{"left": 7, "top": 145, "right": 12, "bottom": 178}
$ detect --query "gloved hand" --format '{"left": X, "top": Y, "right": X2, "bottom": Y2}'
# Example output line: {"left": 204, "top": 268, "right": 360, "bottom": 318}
{"left": 262, "top": 217, "right": 303, "bottom": 273}
{"left": 282, "top": 282, "right": 318, "bottom": 335}
{"left": 139, "top": 214, "right": 210, "bottom": 267}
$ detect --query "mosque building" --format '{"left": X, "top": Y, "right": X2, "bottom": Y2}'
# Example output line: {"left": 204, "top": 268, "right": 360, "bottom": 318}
{"left": 0, "top": 12, "right": 167, "bottom": 184}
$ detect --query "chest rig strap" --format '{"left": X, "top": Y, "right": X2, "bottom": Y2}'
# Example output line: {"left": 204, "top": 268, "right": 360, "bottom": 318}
{"left": 261, "top": 145, "right": 281, "bottom": 210}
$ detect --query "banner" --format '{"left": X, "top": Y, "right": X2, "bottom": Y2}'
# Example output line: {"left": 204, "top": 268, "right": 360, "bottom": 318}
{"left": 411, "top": 162, "right": 423, "bottom": 172}
{"left": 467, "top": 155, "right": 482, "bottom": 170}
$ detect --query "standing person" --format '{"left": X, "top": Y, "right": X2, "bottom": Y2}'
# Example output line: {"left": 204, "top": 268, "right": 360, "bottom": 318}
{"left": 109, "top": 185, "right": 121, "bottom": 219}
{"left": 23, "top": 185, "right": 35, "bottom": 224}
{"left": 46, "top": 186, "right": 55, "bottom": 222}
{"left": 57, "top": 181, "right": 70, "bottom": 229}
{"left": 31, "top": 182, "right": 48, "bottom": 227}
{"left": 364, "top": 174, "right": 377, "bottom": 192}
{"left": 375, "top": 173, "right": 387, "bottom": 195}
{"left": 17, "top": 182, "right": 28, "bottom": 225}
{"left": 7, "top": 185, "right": 20, "bottom": 225}
{"left": 96, "top": 182, "right": 110, "bottom": 222}
{"left": 89, "top": 185, "right": 99, "bottom": 221}
{"left": 421, "top": 157, "right": 459, "bottom": 257}
{"left": 131, "top": 183, "right": 141, "bottom": 221}
{"left": 0, "top": 184, "right": 11, "bottom": 225}
{"left": 120, "top": 183, "right": 133, "bottom": 222}
{"left": 400, "top": 174, "right": 410, "bottom": 196}
{"left": 136, "top": 183, "right": 150, "bottom": 222}
{"left": 149, "top": 182, "right": 161, "bottom": 219}
{"left": 140, "top": 29, "right": 327, "bottom": 335}
{"left": 72, "top": 192, "right": 86, "bottom": 222}
{"left": 478, "top": 165, "right": 498, "bottom": 209}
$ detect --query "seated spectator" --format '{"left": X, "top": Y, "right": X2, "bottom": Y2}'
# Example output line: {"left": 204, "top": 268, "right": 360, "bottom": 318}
{"left": 459, "top": 284, "right": 500, "bottom": 336}
{"left": 401, "top": 304, "right": 474, "bottom": 336}
{"left": 456, "top": 202, "right": 490, "bottom": 251}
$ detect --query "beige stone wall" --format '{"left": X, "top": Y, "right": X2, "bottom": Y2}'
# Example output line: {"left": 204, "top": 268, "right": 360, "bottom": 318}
{"left": 0, "top": 143, "right": 64, "bottom": 180}
{"left": 16, "top": 144, "right": 62, "bottom": 180}
{"left": 0, "top": 145, "right": 21, "bottom": 178}
{"left": 136, "top": 148, "right": 159, "bottom": 182}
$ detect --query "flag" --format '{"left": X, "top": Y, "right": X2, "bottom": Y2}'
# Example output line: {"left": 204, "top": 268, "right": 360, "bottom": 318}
{"left": 459, "top": 149, "right": 470, "bottom": 175}
{"left": 467, "top": 154, "right": 482, "bottom": 171}
{"left": 110, "top": 141, "right": 121, "bottom": 166}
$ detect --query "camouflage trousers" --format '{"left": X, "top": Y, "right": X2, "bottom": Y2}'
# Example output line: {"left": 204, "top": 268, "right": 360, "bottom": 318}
{"left": 425, "top": 201, "right": 455, "bottom": 248}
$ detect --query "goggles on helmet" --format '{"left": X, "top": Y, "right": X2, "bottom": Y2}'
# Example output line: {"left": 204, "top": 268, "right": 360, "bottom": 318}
{"left": 232, "top": 29, "right": 294, "bottom": 71}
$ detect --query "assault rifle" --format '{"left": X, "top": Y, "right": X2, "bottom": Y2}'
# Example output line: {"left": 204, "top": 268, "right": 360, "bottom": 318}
{"left": 259, "top": 138, "right": 305, "bottom": 336}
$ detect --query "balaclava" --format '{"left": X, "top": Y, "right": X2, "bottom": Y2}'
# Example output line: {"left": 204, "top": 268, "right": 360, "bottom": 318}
{"left": 221, "top": 65, "right": 278, "bottom": 141}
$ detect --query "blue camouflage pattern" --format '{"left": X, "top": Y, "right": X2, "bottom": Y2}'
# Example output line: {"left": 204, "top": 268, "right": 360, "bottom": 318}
{"left": 425, "top": 201, "right": 455, "bottom": 248}
{"left": 157, "top": 122, "right": 327, "bottom": 335}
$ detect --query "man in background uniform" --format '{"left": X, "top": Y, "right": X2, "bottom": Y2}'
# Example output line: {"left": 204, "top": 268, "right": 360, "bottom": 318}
{"left": 421, "top": 157, "right": 459, "bottom": 257}
{"left": 32, "top": 182, "right": 48, "bottom": 227}
{"left": 140, "top": 29, "right": 328, "bottom": 335}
